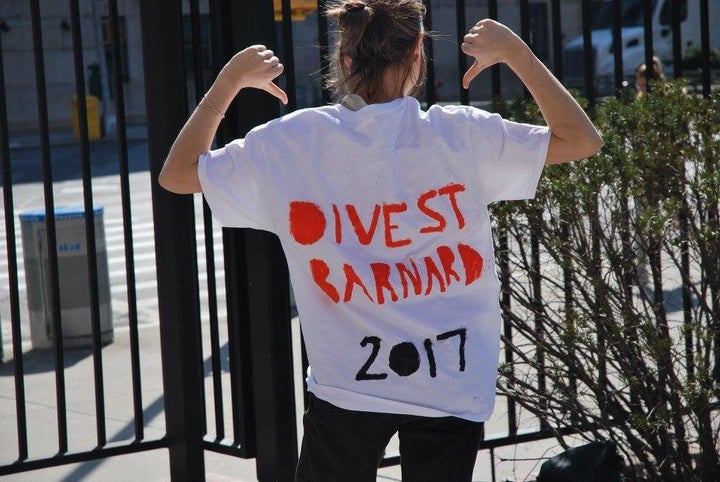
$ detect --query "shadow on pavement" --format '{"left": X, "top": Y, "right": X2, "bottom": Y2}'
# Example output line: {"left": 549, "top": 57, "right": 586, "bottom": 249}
{"left": 0, "top": 346, "right": 95, "bottom": 375}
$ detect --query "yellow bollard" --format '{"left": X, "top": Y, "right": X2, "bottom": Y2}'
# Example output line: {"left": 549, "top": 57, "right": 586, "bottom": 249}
{"left": 72, "top": 95, "right": 102, "bottom": 140}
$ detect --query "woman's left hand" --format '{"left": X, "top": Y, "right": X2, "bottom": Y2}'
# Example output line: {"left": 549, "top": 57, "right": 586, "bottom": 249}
{"left": 218, "top": 45, "right": 288, "bottom": 105}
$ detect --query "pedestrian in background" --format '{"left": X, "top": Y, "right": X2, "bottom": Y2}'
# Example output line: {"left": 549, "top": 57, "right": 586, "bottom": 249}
{"left": 635, "top": 56, "right": 665, "bottom": 97}
{"left": 159, "top": 0, "right": 602, "bottom": 480}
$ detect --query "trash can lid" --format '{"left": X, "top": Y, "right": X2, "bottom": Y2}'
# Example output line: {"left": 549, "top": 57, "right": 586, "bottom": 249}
{"left": 19, "top": 206, "right": 103, "bottom": 221}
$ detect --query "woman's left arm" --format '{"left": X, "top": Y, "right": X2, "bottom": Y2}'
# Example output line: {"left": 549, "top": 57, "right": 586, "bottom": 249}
{"left": 159, "top": 45, "right": 287, "bottom": 194}
{"left": 461, "top": 20, "right": 603, "bottom": 165}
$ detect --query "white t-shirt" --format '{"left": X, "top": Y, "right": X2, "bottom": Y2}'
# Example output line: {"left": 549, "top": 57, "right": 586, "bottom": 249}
{"left": 199, "top": 96, "right": 550, "bottom": 421}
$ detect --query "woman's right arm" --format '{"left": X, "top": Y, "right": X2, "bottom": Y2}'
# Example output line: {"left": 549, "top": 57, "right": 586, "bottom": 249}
{"left": 158, "top": 45, "right": 287, "bottom": 194}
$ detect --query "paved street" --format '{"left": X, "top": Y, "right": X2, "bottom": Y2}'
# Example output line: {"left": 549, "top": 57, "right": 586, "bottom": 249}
{"left": 0, "top": 130, "right": 563, "bottom": 481}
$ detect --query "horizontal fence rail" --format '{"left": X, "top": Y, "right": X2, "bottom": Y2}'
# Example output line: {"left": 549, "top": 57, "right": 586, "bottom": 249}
{"left": 1, "top": 0, "right": 717, "bottom": 480}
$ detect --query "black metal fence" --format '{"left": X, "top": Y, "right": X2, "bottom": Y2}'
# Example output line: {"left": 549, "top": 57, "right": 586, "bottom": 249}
{"left": 0, "top": 0, "right": 717, "bottom": 480}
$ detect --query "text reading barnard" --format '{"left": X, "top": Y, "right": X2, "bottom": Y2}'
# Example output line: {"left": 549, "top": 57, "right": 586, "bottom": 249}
{"left": 288, "top": 182, "right": 485, "bottom": 305}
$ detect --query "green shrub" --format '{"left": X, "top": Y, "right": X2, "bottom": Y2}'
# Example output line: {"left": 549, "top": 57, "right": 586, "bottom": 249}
{"left": 491, "top": 82, "right": 720, "bottom": 481}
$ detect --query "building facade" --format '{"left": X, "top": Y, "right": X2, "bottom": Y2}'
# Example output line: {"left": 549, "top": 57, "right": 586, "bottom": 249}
{"left": 1, "top": 0, "right": 586, "bottom": 133}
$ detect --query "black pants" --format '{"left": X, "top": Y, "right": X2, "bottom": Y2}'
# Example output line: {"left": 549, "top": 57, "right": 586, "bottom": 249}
{"left": 296, "top": 394, "right": 483, "bottom": 482}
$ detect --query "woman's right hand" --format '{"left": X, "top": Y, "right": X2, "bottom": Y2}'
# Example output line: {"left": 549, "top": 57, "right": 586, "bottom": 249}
{"left": 461, "top": 19, "right": 524, "bottom": 89}
{"left": 217, "top": 45, "right": 288, "bottom": 105}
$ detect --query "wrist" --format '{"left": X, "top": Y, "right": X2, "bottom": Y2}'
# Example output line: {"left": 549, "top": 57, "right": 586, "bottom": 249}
{"left": 504, "top": 41, "right": 534, "bottom": 73}
{"left": 503, "top": 38, "right": 531, "bottom": 67}
{"left": 204, "top": 74, "right": 241, "bottom": 112}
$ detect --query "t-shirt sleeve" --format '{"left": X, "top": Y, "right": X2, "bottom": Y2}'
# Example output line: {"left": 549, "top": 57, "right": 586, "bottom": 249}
{"left": 197, "top": 133, "right": 275, "bottom": 231}
{"left": 467, "top": 108, "right": 551, "bottom": 204}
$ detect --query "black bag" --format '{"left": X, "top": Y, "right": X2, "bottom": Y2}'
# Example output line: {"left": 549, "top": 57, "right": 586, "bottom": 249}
{"left": 536, "top": 440, "right": 624, "bottom": 482}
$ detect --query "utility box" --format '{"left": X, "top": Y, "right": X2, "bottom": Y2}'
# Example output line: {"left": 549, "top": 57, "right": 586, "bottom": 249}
{"left": 20, "top": 206, "right": 113, "bottom": 349}
{"left": 72, "top": 95, "right": 102, "bottom": 140}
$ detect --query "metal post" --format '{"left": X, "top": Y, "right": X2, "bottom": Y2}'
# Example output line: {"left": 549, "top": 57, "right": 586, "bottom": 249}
{"left": 30, "top": 0, "right": 68, "bottom": 454}
{"left": 455, "top": 0, "right": 469, "bottom": 105}
{"left": 279, "top": 0, "right": 298, "bottom": 111}
{"left": 69, "top": 0, "right": 107, "bottom": 448}
{"left": 581, "top": 0, "right": 596, "bottom": 104}
{"left": 423, "top": 0, "right": 437, "bottom": 106}
{"left": 107, "top": 0, "right": 145, "bottom": 441}
{"left": 488, "top": 0, "right": 500, "bottom": 97}
{"left": 317, "top": 0, "right": 333, "bottom": 105}
{"left": 246, "top": 232, "right": 297, "bottom": 482}
{"left": 209, "top": 0, "right": 258, "bottom": 457}
{"left": 550, "top": 0, "right": 563, "bottom": 81}
{"left": 642, "top": 0, "right": 654, "bottom": 90}
{"left": 211, "top": 1, "right": 298, "bottom": 477}
{"left": 231, "top": 1, "right": 298, "bottom": 479}
{"left": 138, "top": 1, "right": 206, "bottom": 480}
{"left": 699, "top": 0, "right": 711, "bottom": 97}
{"left": 612, "top": 0, "right": 624, "bottom": 92}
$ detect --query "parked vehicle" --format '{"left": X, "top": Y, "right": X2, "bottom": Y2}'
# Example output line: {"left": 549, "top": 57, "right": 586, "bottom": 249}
{"left": 563, "top": 0, "right": 720, "bottom": 96}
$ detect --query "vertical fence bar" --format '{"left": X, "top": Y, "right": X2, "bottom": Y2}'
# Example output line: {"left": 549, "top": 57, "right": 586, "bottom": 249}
{"left": 423, "top": 0, "right": 436, "bottom": 106}
{"left": 677, "top": 169, "right": 697, "bottom": 477}
{"left": 699, "top": 0, "right": 711, "bottom": 97}
{"left": 489, "top": 447, "right": 496, "bottom": 482}
{"left": 670, "top": 0, "right": 682, "bottom": 79}
{"left": 188, "top": 0, "right": 210, "bottom": 439}
{"left": 280, "top": 0, "right": 298, "bottom": 111}
{"left": 29, "top": 0, "right": 68, "bottom": 454}
{"left": 210, "top": 0, "right": 258, "bottom": 456}
{"left": 138, "top": 0, "right": 206, "bottom": 478}
{"left": 68, "top": 0, "right": 107, "bottom": 447}
{"left": 204, "top": 199, "right": 225, "bottom": 439}
{"left": 300, "top": 331, "right": 310, "bottom": 408}
{"left": 318, "top": 0, "right": 332, "bottom": 105}
{"left": 645, "top": 195, "right": 678, "bottom": 481}
{"left": 678, "top": 133, "right": 693, "bottom": 383}
{"left": 237, "top": 2, "right": 298, "bottom": 478}
{"left": 550, "top": 0, "right": 563, "bottom": 81}
{"left": 619, "top": 187, "right": 640, "bottom": 414}
{"left": 642, "top": 0, "right": 654, "bottom": 89}
{"left": 0, "top": 24, "right": 28, "bottom": 461}
{"left": 195, "top": 0, "right": 224, "bottom": 444}
{"left": 188, "top": 0, "right": 224, "bottom": 441}
{"left": 560, "top": 206, "right": 578, "bottom": 425}
{"left": 455, "top": 0, "right": 469, "bottom": 105}
{"left": 612, "top": 0, "right": 624, "bottom": 93}
{"left": 581, "top": 0, "right": 595, "bottom": 104}
{"left": 246, "top": 232, "right": 297, "bottom": 482}
{"left": 107, "top": 0, "right": 144, "bottom": 441}
{"left": 488, "top": 0, "right": 500, "bottom": 97}
{"left": 519, "top": 0, "right": 530, "bottom": 46}
{"left": 498, "top": 224, "right": 517, "bottom": 437}
{"left": 530, "top": 209, "right": 548, "bottom": 431}
{"left": 519, "top": 0, "right": 530, "bottom": 99}
{"left": 189, "top": 0, "right": 206, "bottom": 104}
{"left": 222, "top": 230, "right": 256, "bottom": 454}
{"left": 590, "top": 199, "right": 606, "bottom": 419}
